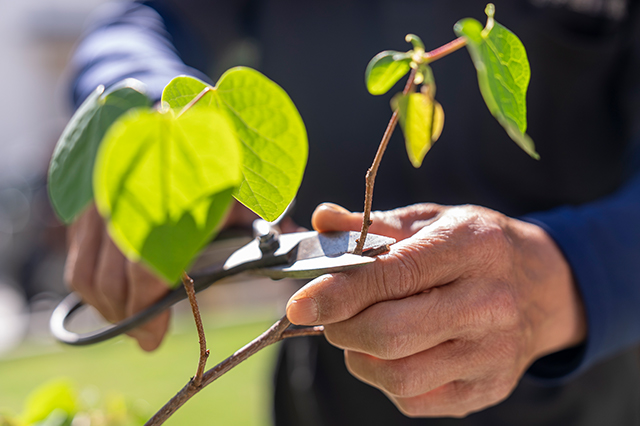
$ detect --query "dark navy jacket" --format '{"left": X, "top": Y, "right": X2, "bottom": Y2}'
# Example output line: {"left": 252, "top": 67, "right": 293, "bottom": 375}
{"left": 69, "top": 0, "right": 640, "bottom": 424}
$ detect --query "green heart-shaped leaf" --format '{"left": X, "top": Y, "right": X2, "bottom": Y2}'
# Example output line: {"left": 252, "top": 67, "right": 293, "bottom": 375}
{"left": 48, "top": 80, "right": 151, "bottom": 223}
{"left": 163, "top": 69, "right": 308, "bottom": 222}
{"left": 93, "top": 108, "right": 242, "bottom": 283}
{"left": 394, "top": 92, "right": 445, "bottom": 168}
{"left": 365, "top": 51, "right": 412, "bottom": 95}
{"left": 454, "top": 17, "right": 539, "bottom": 159}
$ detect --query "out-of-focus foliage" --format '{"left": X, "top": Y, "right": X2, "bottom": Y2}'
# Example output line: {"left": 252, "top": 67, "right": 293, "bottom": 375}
{"left": 0, "top": 379, "right": 148, "bottom": 426}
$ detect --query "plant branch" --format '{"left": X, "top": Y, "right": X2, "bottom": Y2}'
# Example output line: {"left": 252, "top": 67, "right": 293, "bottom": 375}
{"left": 145, "top": 315, "right": 323, "bottom": 425}
{"left": 353, "top": 37, "right": 467, "bottom": 255}
{"left": 423, "top": 36, "right": 467, "bottom": 62}
{"left": 354, "top": 68, "right": 417, "bottom": 255}
{"left": 182, "top": 272, "right": 208, "bottom": 387}
{"left": 282, "top": 325, "right": 325, "bottom": 339}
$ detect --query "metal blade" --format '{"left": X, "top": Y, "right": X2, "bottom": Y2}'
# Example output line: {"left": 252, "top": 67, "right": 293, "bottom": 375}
{"left": 223, "top": 230, "right": 395, "bottom": 279}
{"left": 253, "top": 253, "right": 377, "bottom": 279}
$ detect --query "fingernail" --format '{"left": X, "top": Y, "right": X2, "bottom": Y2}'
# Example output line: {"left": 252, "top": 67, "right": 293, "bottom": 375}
{"left": 318, "top": 202, "right": 350, "bottom": 214}
{"left": 286, "top": 297, "right": 318, "bottom": 325}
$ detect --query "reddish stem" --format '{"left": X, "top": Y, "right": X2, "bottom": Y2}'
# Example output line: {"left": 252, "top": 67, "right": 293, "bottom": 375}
{"left": 182, "top": 272, "right": 209, "bottom": 387}
{"left": 354, "top": 36, "right": 467, "bottom": 254}
{"left": 424, "top": 36, "right": 467, "bottom": 62}
{"left": 354, "top": 68, "right": 416, "bottom": 255}
{"left": 145, "top": 316, "right": 323, "bottom": 425}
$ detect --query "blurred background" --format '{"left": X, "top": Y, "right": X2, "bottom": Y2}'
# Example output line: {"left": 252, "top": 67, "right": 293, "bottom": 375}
{"left": 0, "top": 1, "right": 293, "bottom": 423}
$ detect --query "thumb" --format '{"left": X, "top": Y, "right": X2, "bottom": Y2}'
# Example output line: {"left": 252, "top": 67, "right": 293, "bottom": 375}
{"left": 311, "top": 203, "right": 363, "bottom": 233}
{"left": 312, "top": 202, "right": 444, "bottom": 241}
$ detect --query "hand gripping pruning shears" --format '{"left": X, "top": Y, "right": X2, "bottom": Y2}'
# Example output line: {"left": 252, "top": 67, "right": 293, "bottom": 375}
{"left": 50, "top": 220, "right": 395, "bottom": 346}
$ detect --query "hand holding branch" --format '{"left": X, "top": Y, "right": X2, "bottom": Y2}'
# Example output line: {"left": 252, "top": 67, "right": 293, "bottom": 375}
{"left": 287, "top": 202, "right": 587, "bottom": 417}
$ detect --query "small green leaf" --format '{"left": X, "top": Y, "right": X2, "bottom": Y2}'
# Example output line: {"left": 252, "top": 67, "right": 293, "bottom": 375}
{"left": 20, "top": 379, "right": 76, "bottom": 424}
{"left": 454, "top": 17, "right": 539, "bottom": 159}
{"left": 93, "top": 108, "right": 242, "bottom": 283}
{"left": 365, "top": 51, "right": 412, "bottom": 95}
{"left": 394, "top": 93, "right": 445, "bottom": 168}
{"left": 162, "top": 70, "right": 308, "bottom": 222}
{"left": 48, "top": 80, "right": 151, "bottom": 223}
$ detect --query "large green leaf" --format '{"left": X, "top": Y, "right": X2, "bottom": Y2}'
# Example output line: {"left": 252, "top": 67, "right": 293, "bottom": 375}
{"left": 365, "top": 51, "right": 412, "bottom": 96}
{"left": 162, "top": 69, "right": 308, "bottom": 222}
{"left": 454, "top": 18, "right": 538, "bottom": 159}
{"left": 48, "top": 80, "right": 151, "bottom": 224}
{"left": 93, "top": 108, "right": 242, "bottom": 284}
{"left": 394, "top": 93, "right": 444, "bottom": 168}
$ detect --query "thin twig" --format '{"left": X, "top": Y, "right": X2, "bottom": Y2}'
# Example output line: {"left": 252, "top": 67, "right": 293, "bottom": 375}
{"left": 354, "top": 68, "right": 416, "bottom": 255}
{"left": 354, "top": 36, "right": 468, "bottom": 254}
{"left": 182, "top": 272, "right": 209, "bottom": 387}
{"left": 145, "top": 315, "right": 318, "bottom": 425}
{"left": 423, "top": 36, "right": 467, "bottom": 62}
{"left": 282, "top": 325, "right": 325, "bottom": 339}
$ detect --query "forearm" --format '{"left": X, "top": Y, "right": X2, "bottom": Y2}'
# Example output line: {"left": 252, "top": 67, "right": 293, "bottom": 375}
{"left": 68, "top": 1, "right": 211, "bottom": 107}
{"left": 525, "top": 170, "right": 640, "bottom": 380}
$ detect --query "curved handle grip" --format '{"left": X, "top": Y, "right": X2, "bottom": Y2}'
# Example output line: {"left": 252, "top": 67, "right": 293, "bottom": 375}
{"left": 49, "top": 264, "right": 244, "bottom": 346}
{"left": 50, "top": 287, "right": 187, "bottom": 346}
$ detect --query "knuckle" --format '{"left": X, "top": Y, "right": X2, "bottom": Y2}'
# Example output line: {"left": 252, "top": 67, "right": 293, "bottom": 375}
{"left": 446, "top": 381, "right": 478, "bottom": 418}
{"left": 471, "top": 225, "right": 510, "bottom": 262}
{"left": 395, "top": 398, "right": 424, "bottom": 418}
{"left": 471, "top": 284, "right": 520, "bottom": 332}
{"left": 487, "top": 376, "right": 517, "bottom": 404}
{"left": 375, "top": 316, "right": 411, "bottom": 360}
{"left": 322, "top": 326, "right": 347, "bottom": 350}
{"left": 486, "top": 285, "right": 520, "bottom": 331}
{"left": 449, "top": 207, "right": 513, "bottom": 267}
{"left": 490, "top": 286, "right": 520, "bottom": 330}
{"left": 451, "top": 409, "right": 474, "bottom": 419}
{"left": 376, "top": 248, "right": 423, "bottom": 300}
{"left": 379, "top": 360, "right": 418, "bottom": 397}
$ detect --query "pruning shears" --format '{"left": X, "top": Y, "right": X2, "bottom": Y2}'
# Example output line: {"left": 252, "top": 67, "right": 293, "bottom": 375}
{"left": 50, "top": 220, "right": 395, "bottom": 346}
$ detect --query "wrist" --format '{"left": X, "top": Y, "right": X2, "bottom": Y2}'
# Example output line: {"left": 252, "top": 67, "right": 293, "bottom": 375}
{"left": 509, "top": 218, "right": 587, "bottom": 362}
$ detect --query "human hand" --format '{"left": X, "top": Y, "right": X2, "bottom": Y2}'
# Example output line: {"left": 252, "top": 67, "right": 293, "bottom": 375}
{"left": 63, "top": 200, "right": 273, "bottom": 351}
{"left": 286, "top": 203, "right": 586, "bottom": 418}
{"left": 64, "top": 205, "right": 170, "bottom": 351}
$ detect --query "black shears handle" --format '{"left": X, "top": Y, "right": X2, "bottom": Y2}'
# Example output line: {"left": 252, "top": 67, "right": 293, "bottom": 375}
{"left": 50, "top": 229, "right": 394, "bottom": 346}
{"left": 50, "top": 254, "right": 286, "bottom": 346}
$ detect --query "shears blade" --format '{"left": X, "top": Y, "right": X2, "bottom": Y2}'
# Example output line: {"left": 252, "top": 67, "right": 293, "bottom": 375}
{"left": 223, "top": 230, "right": 395, "bottom": 279}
